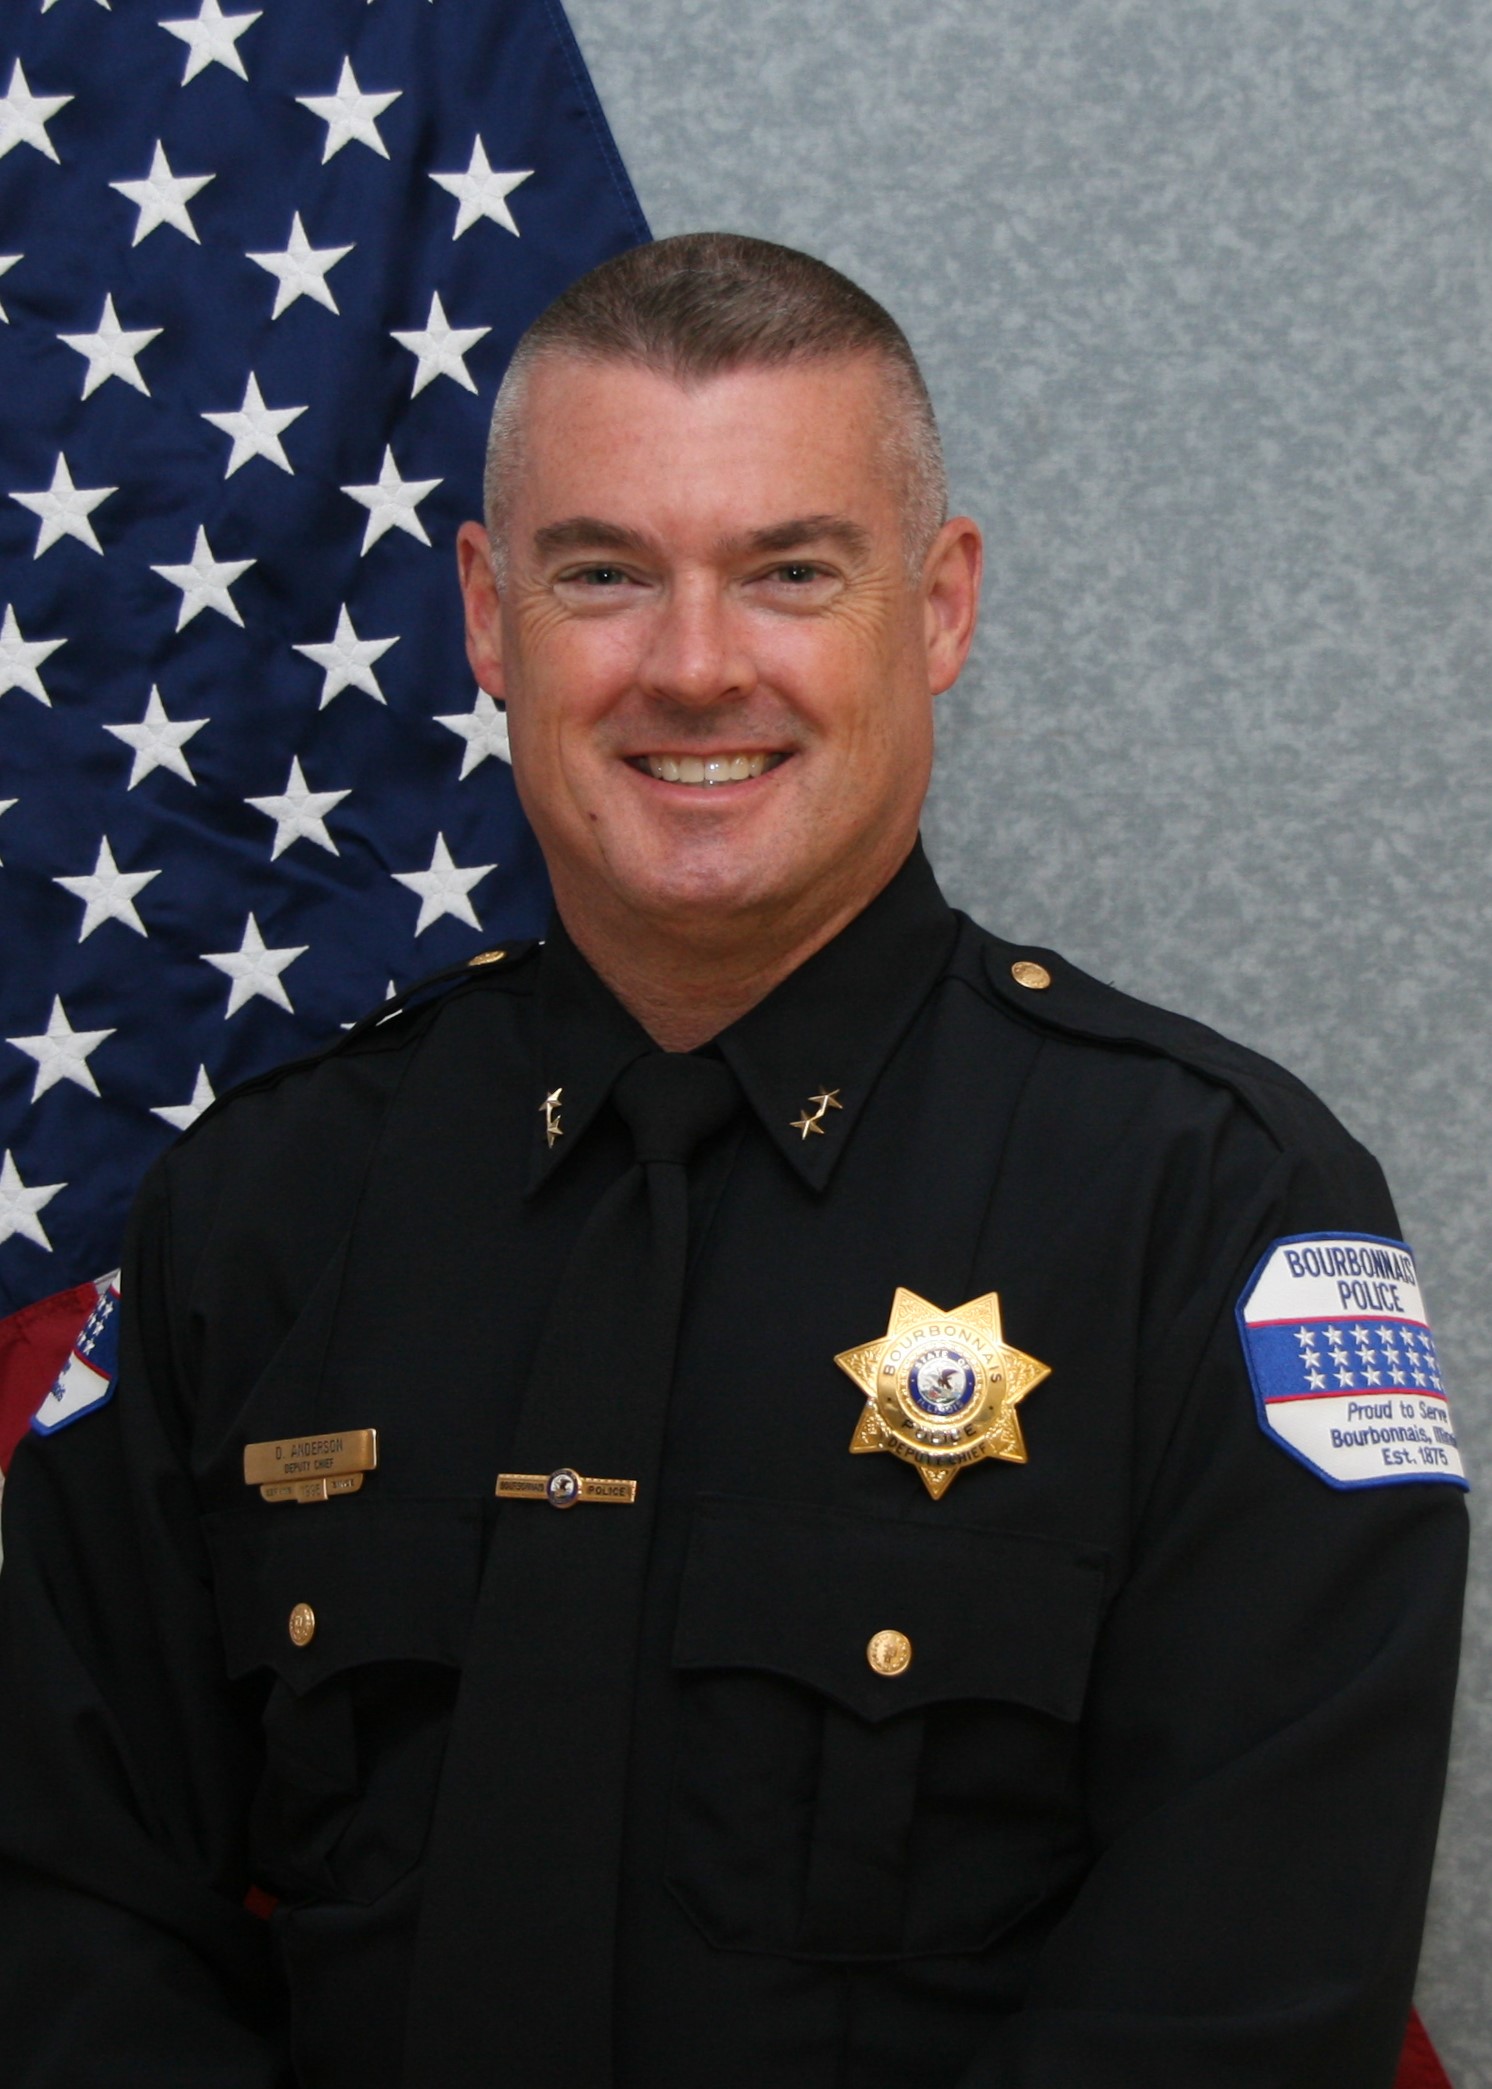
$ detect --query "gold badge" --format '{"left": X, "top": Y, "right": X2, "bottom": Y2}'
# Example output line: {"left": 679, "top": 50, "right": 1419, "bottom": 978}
{"left": 834, "top": 1288, "right": 1050, "bottom": 1499}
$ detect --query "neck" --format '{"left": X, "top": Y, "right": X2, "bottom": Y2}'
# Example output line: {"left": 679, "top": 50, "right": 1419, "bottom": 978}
{"left": 554, "top": 870, "right": 904, "bottom": 1050}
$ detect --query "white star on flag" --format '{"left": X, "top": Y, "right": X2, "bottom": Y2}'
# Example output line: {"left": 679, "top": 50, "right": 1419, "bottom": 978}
{"left": 430, "top": 137, "right": 532, "bottom": 238}
{"left": 341, "top": 447, "right": 441, "bottom": 553}
{"left": 150, "top": 1066, "right": 216, "bottom": 1132}
{"left": 150, "top": 526, "right": 255, "bottom": 629}
{"left": 104, "top": 685, "right": 208, "bottom": 787}
{"left": 0, "top": 254, "right": 19, "bottom": 323}
{"left": 160, "top": 0, "right": 261, "bottom": 85}
{"left": 297, "top": 58, "right": 401, "bottom": 162}
{"left": 247, "top": 212, "right": 354, "bottom": 319}
{"left": 0, "top": 605, "right": 66, "bottom": 705}
{"left": 41, "top": 0, "right": 112, "bottom": 11}
{"left": 11, "top": 454, "right": 117, "bottom": 559}
{"left": 53, "top": 837, "right": 162, "bottom": 941}
{"left": 293, "top": 604, "right": 398, "bottom": 705}
{"left": 203, "top": 913, "right": 308, "bottom": 1017}
{"left": 6, "top": 997, "right": 116, "bottom": 1102}
{"left": 437, "top": 690, "right": 511, "bottom": 775}
{"left": 58, "top": 292, "right": 162, "bottom": 399}
{"left": 0, "top": 61, "right": 73, "bottom": 164}
{"left": 392, "top": 291, "right": 490, "bottom": 395}
{"left": 392, "top": 832, "right": 497, "bottom": 933}
{"left": 0, "top": 801, "right": 14, "bottom": 865}
{"left": 245, "top": 756, "right": 350, "bottom": 858}
{"left": 0, "top": 1151, "right": 65, "bottom": 1254}
{"left": 109, "top": 140, "right": 214, "bottom": 245}
{"left": 201, "top": 373, "right": 307, "bottom": 477}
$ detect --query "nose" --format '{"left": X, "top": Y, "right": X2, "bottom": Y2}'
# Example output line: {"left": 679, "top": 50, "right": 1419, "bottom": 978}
{"left": 637, "top": 575, "right": 758, "bottom": 709}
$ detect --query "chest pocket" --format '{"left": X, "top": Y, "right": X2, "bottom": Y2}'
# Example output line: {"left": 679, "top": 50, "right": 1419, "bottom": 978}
{"left": 665, "top": 1497, "right": 1107, "bottom": 1961}
{"left": 206, "top": 1500, "right": 484, "bottom": 1907}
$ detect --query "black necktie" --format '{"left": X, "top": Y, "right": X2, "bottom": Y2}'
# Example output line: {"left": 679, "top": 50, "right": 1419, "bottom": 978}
{"left": 404, "top": 1051, "right": 740, "bottom": 2088}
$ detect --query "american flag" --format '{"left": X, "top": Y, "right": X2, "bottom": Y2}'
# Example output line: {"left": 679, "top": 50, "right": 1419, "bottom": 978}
{"left": 0, "top": 0, "right": 648, "bottom": 1315}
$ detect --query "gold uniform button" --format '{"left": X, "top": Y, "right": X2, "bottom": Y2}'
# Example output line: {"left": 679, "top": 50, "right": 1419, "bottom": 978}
{"left": 1011, "top": 960, "right": 1052, "bottom": 991}
{"left": 288, "top": 1602, "right": 317, "bottom": 1648}
{"left": 866, "top": 1629, "right": 913, "bottom": 1677}
{"left": 468, "top": 948, "right": 506, "bottom": 967}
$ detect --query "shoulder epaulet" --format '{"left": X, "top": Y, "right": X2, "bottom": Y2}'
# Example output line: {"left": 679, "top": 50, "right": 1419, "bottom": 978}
{"left": 339, "top": 939, "right": 538, "bottom": 1044}
{"left": 175, "top": 941, "right": 539, "bottom": 1141}
{"left": 967, "top": 925, "right": 1337, "bottom": 1146}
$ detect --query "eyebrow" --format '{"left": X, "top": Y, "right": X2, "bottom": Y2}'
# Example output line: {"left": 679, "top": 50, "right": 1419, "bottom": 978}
{"left": 530, "top": 513, "right": 874, "bottom": 563}
{"left": 728, "top": 514, "right": 873, "bottom": 561}
{"left": 532, "top": 517, "right": 655, "bottom": 559}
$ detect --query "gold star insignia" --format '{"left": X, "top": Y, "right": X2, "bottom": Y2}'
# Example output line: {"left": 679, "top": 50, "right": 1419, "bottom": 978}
{"left": 541, "top": 1087, "right": 563, "bottom": 1148}
{"left": 834, "top": 1287, "right": 1051, "bottom": 1499}
{"left": 790, "top": 1087, "right": 843, "bottom": 1139}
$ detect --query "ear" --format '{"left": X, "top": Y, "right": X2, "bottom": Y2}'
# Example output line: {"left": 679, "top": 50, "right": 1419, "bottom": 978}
{"left": 457, "top": 520, "right": 506, "bottom": 700}
{"left": 921, "top": 516, "right": 982, "bottom": 695}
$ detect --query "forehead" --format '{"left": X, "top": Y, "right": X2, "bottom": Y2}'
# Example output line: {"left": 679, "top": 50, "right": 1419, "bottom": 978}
{"left": 511, "top": 353, "right": 902, "bottom": 541}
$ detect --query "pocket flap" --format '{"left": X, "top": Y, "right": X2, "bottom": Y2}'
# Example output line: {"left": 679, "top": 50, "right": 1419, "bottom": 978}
{"left": 206, "top": 1499, "right": 485, "bottom": 1693}
{"left": 674, "top": 1497, "right": 1107, "bottom": 1725}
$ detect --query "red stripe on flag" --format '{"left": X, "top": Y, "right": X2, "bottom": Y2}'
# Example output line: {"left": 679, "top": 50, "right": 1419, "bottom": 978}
{"left": 0, "top": 1282, "right": 97, "bottom": 1474}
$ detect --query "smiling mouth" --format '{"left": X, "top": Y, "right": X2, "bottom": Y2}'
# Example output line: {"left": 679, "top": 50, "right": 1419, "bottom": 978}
{"left": 632, "top": 752, "right": 788, "bottom": 786}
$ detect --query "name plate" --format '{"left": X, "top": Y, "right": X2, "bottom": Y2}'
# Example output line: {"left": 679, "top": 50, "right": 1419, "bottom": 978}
{"left": 244, "top": 1429, "right": 378, "bottom": 1504}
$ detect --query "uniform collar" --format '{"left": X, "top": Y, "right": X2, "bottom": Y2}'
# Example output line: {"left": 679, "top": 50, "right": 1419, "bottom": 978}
{"left": 527, "top": 841, "right": 957, "bottom": 1195}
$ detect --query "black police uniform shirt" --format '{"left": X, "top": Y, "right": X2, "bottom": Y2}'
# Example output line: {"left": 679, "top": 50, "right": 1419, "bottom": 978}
{"left": 0, "top": 844, "right": 1467, "bottom": 2088}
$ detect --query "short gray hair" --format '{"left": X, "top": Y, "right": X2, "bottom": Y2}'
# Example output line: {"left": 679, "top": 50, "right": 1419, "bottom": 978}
{"left": 482, "top": 232, "right": 948, "bottom": 581}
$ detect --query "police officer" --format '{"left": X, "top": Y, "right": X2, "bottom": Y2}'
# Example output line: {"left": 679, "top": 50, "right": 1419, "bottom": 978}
{"left": 0, "top": 234, "right": 1467, "bottom": 2088}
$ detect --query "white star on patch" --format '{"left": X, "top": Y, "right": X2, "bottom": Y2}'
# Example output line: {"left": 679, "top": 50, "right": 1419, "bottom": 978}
{"left": 392, "top": 833, "right": 496, "bottom": 933}
{"left": 430, "top": 137, "right": 532, "bottom": 239}
{"left": 151, "top": 526, "right": 255, "bottom": 629}
{"left": 11, "top": 454, "right": 117, "bottom": 558}
{"left": 151, "top": 1065, "right": 216, "bottom": 1132}
{"left": 297, "top": 57, "right": 401, "bottom": 161}
{"left": 0, "top": 254, "right": 20, "bottom": 323}
{"left": 203, "top": 913, "right": 308, "bottom": 1017}
{"left": 248, "top": 212, "right": 353, "bottom": 319}
{"left": 160, "top": 0, "right": 261, "bottom": 84}
{"left": 0, "top": 1150, "right": 65, "bottom": 1253}
{"left": 110, "top": 140, "right": 213, "bottom": 245}
{"left": 0, "top": 799, "right": 14, "bottom": 864}
{"left": 0, "top": 61, "right": 73, "bottom": 164}
{"left": 245, "top": 756, "right": 350, "bottom": 859}
{"left": 0, "top": 605, "right": 66, "bottom": 705}
{"left": 105, "top": 684, "right": 208, "bottom": 787}
{"left": 293, "top": 604, "right": 397, "bottom": 706}
{"left": 59, "top": 293, "right": 162, "bottom": 398}
{"left": 6, "top": 996, "right": 115, "bottom": 1102}
{"left": 201, "top": 373, "right": 307, "bottom": 477}
{"left": 391, "top": 291, "right": 489, "bottom": 396}
{"left": 341, "top": 446, "right": 441, "bottom": 553}
{"left": 436, "top": 690, "right": 510, "bottom": 775}
{"left": 54, "top": 836, "right": 161, "bottom": 941}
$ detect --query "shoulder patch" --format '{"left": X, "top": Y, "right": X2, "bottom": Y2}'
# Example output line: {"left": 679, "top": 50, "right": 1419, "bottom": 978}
{"left": 1237, "top": 1235, "right": 1466, "bottom": 1490}
{"left": 32, "top": 1276, "right": 122, "bottom": 1436}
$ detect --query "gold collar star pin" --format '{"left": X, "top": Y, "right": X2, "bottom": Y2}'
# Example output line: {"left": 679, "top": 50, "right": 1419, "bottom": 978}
{"left": 541, "top": 1087, "right": 563, "bottom": 1148}
{"left": 791, "top": 1087, "right": 842, "bottom": 1139}
{"left": 835, "top": 1287, "right": 1051, "bottom": 1499}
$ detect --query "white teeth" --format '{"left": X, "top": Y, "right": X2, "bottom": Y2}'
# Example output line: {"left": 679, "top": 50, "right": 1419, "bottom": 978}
{"left": 642, "top": 752, "right": 779, "bottom": 785}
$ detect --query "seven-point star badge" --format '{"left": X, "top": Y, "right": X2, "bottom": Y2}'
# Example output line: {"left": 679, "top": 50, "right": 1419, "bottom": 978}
{"left": 835, "top": 1287, "right": 1051, "bottom": 1499}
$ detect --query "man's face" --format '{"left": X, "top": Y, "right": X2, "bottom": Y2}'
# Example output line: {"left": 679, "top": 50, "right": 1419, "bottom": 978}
{"left": 458, "top": 352, "right": 980, "bottom": 955}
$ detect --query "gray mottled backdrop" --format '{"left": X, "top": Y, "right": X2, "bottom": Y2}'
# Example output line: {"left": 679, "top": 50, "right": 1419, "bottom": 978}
{"left": 562, "top": 0, "right": 1491, "bottom": 2074}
